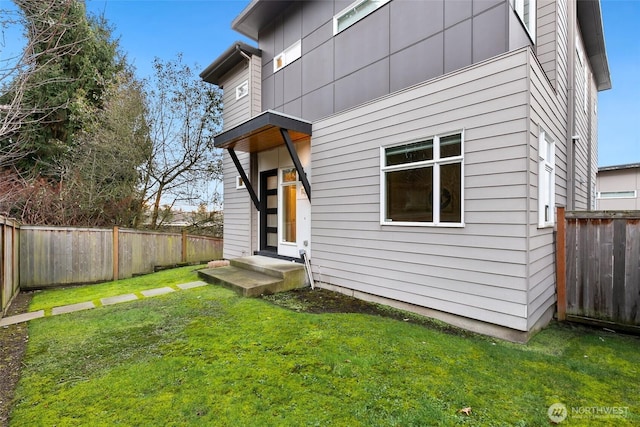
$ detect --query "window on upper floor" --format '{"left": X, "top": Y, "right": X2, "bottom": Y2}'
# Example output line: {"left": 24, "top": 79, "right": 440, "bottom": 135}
{"left": 597, "top": 191, "right": 637, "bottom": 199}
{"left": 381, "top": 132, "right": 464, "bottom": 227}
{"left": 513, "top": 0, "right": 536, "bottom": 41}
{"left": 273, "top": 40, "right": 301, "bottom": 73}
{"left": 538, "top": 130, "right": 555, "bottom": 228}
{"left": 333, "top": 0, "right": 391, "bottom": 35}
{"left": 576, "top": 39, "right": 588, "bottom": 113}
{"left": 236, "top": 80, "right": 248, "bottom": 100}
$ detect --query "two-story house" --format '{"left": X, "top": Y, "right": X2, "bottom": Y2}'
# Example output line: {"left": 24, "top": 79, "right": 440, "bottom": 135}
{"left": 201, "top": 0, "right": 610, "bottom": 341}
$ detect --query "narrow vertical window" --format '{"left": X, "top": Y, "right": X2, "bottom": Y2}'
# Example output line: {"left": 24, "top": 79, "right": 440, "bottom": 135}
{"left": 281, "top": 168, "right": 297, "bottom": 243}
{"left": 538, "top": 130, "right": 555, "bottom": 228}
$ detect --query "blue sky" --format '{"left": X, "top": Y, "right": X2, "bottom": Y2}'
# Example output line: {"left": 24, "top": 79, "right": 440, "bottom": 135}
{"left": 2, "top": 0, "right": 639, "bottom": 167}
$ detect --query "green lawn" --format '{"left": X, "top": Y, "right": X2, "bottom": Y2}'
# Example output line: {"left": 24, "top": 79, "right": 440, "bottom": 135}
{"left": 28, "top": 264, "right": 207, "bottom": 312}
{"left": 9, "top": 272, "right": 640, "bottom": 426}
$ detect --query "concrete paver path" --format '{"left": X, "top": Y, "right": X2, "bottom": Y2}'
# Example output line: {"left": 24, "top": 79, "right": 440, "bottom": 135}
{"left": 0, "top": 281, "right": 210, "bottom": 328}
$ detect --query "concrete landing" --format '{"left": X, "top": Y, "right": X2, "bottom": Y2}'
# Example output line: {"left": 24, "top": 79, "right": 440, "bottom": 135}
{"left": 198, "top": 255, "right": 308, "bottom": 297}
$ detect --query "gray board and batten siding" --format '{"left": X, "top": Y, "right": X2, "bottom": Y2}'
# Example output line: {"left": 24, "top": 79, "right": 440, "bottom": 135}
{"left": 311, "top": 47, "right": 562, "bottom": 333}
{"left": 259, "top": 0, "right": 521, "bottom": 121}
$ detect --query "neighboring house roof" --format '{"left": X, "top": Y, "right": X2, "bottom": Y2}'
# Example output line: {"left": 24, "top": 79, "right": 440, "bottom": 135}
{"left": 598, "top": 163, "right": 640, "bottom": 172}
{"left": 577, "top": 0, "right": 611, "bottom": 90}
{"left": 231, "top": 0, "right": 611, "bottom": 91}
{"left": 199, "top": 41, "right": 261, "bottom": 86}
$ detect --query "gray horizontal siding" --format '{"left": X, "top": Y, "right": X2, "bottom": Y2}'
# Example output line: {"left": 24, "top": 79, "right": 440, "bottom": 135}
{"left": 526, "top": 27, "right": 567, "bottom": 328}
{"left": 311, "top": 49, "right": 531, "bottom": 331}
{"left": 222, "top": 150, "right": 251, "bottom": 258}
{"left": 536, "top": 0, "right": 558, "bottom": 87}
{"left": 220, "top": 62, "right": 251, "bottom": 131}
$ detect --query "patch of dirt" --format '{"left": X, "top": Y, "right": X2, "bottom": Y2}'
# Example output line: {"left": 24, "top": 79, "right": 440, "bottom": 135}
{"left": 0, "top": 292, "right": 33, "bottom": 427}
{"left": 261, "top": 287, "right": 475, "bottom": 337}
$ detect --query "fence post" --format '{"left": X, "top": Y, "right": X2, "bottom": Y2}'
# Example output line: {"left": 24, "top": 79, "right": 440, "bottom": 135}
{"left": 181, "top": 229, "right": 188, "bottom": 263}
{"left": 556, "top": 207, "right": 566, "bottom": 321}
{"left": 113, "top": 226, "right": 119, "bottom": 281}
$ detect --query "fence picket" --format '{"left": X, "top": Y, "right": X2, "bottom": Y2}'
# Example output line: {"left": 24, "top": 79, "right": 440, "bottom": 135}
{"left": 562, "top": 211, "right": 640, "bottom": 330}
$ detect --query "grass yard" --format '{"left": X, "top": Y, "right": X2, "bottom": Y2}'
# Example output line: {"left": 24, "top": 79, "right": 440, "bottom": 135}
{"left": 28, "top": 264, "right": 207, "bottom": 312}
{"left": 8, "top": 268, "right": 640, "bottom": 426}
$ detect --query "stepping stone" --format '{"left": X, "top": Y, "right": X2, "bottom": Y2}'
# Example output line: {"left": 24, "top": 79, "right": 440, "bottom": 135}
{"left": 101, "top": 294, "right": 138, "bottom": 306}
{"left": 0, "top": 310, "right": 45, "bottom": 327}
{"left": 141, "top": 287, "right": 175, "bottom": 297}
{"left": 52, "top": 301, "right": 95, "bottom": 315}
{"left": 177, "top": 281, "right": 209, "bottom": 290}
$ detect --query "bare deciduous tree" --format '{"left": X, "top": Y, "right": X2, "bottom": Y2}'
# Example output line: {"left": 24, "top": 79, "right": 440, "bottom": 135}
{"left": 139, "top": 56, "right": 223, "bottom": 228}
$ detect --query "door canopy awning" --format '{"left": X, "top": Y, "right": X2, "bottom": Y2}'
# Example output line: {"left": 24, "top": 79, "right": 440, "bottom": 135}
{"left": 214, "top": 110, "right": 312, "bottom": 209}
{"left": 214, "top": 110, "right": 311, "bottom": 153}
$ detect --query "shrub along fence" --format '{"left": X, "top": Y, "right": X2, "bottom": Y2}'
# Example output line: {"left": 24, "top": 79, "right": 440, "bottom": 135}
{"left": 556, "top": 208, "right": 640, "bottom": 332}
{"left": 1, "top": 217, "right": 20, "bottom": 316}
{"left": 0, "top": 217, "right": 222, "bottom": 314}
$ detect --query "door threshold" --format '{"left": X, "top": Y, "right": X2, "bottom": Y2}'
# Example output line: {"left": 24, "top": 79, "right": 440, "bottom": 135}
{"left": 253, "top": 250, "right": 302, "bottom": 263}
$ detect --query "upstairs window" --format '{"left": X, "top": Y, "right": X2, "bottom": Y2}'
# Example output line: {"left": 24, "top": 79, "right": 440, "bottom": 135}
{"left": 273, "top": 40, "right": 301, "bottom": 73}
{"left": 538, "top": 130, "right": 555, "bottom": 228}
{"left": 235, "top": 80, "right": 248, "bottom": 100}
{"left": 333, "top": 0, "right": 391, "bottom": 35}
{"left": 381, "top": 132, "right": 464, "bottom": 226}
{"left": 513, "top": 0, "right": 536, "bottom": 40}
{"left": 597, "top": 191, "right": 637, "bottom": 199}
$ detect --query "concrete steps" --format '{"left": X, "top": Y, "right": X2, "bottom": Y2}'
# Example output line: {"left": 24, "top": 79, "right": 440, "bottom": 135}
{"left": 197, "top": 256, "right": 308, "bottom": 297}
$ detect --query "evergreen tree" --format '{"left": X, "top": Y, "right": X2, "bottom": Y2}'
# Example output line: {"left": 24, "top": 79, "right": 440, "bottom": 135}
{"left": 14, "top": 0, "right": 123, "bottom": 175}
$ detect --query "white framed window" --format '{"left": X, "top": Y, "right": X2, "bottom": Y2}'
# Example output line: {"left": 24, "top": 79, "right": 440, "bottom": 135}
{"left": 333, "top": 0, "right": 391, "bottom": 35}
{"left": 380, "top": 132, "right": 464, "bottom": 227}
{"left": 235, "top": 80, "right": 248, "bottom": 100}
{"left": 538, "top": 130, "right": 555, "bottom": 228}
{"left": 513, "top": 0, "right": 536, "bottom": 40}
{"left": 576, "top": 38, "right": 588, "bottom": 113}
{"left": 597, "top": 191, "right": 637, "bottom": 199}
{"left": 273, "top": 40, "right": 301, "bottom": 73}
{"left": 236, "top": 176, "right": 246, "bottom": 189}
{"left": 583, "top": 64, "right": 588, "bottom": 113}
{"left": 576, "top": 37, "right": 584, "bottom": 66}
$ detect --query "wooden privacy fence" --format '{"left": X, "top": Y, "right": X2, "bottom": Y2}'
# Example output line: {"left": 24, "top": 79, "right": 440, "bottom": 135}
{"left": 19, "top": 226, "right": 222, "bottom": 289}
{"left": 1, "top": 217, "right": 20, "bottom": 316}
{"left": 556, "top": 208, "right": 640, "bottom": 331}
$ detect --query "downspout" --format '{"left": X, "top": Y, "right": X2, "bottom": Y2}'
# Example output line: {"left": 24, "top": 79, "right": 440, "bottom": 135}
{"left": 566, "top": 0, "right": 576, "bottom": 210}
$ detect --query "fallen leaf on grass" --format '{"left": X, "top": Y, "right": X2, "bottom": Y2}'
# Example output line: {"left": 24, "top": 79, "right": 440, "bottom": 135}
{"left": 458, "top": 407, "right": 472, "bottom": 416}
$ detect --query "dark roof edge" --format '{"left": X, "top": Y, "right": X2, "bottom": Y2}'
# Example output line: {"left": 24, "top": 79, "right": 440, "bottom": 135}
{"left": 232, "top": 1, "right": 292, "bottom": 41}
{"left": 577, "top": 0, "right": 611, "bottom": 91}
{"left": 200, "top": 41, "right": 261, "bottom": 85}
{"left": 598, "top": 163, "right": 640, "bottom": 172}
